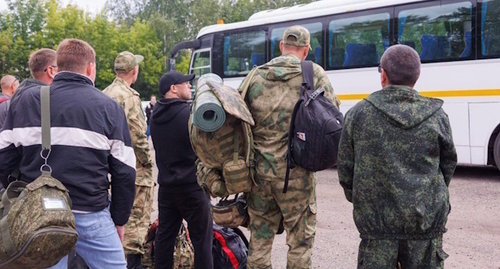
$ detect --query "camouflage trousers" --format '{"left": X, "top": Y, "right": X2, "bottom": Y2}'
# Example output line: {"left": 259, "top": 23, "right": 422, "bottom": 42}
{"left": 357, "top": 235, "right": 448, "bottom": 269}
{"left": 247, "top": 174, "right": 317, "bottom": 269}
{"left": 123, "top": 184, "right": 155, "bottom": 255}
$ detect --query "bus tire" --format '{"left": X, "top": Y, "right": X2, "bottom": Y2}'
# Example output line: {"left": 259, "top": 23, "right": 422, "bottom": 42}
{"left": 494, "top": 133, "right": 500, "bottom": 171}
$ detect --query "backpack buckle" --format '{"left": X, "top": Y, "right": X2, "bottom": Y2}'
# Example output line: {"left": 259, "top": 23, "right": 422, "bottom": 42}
{"left": 304, "top": 87, "right": 325, "bottom": 107}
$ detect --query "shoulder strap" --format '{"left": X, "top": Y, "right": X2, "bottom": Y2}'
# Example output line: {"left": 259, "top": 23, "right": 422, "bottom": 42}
{"left": 40, "top": 86, "right": 51, "bottom": 151}
{"left": 240, "top": 67, "right": 259, "bottom": 101}
{"left": 301, "top": 60, "right": 314, "bottom": 92}
{"left": 40, "top": 86, "right": 52, "bottom": 176}
{"left": 239, "top": 68, "right": 259, "bottom": 186}
{"left": 283, "top": 61, "right": 313, "bottom": 193}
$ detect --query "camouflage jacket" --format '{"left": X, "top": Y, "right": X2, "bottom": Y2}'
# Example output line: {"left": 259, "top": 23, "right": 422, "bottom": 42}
{"left": 338, "top": 85, "right": 457, "bottom": 240}
{"left": 240, "top": 54, "right": 340, "bottom": 181}
{"left": 103, "top": 77, "right": 154, "bottom": 187}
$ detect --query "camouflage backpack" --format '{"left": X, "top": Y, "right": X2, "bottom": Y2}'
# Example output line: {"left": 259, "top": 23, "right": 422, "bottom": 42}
{"left": 142, "top": 219, "right": 194, "bottom": 269}
{"left": 189, "top": 73, "right": 256, "bottom": 198}
{"left": 0, "top": 86, "right": 78, "bottom": 269}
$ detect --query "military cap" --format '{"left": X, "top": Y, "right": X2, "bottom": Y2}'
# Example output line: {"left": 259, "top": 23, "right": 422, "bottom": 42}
{"left": 283, "top": 25, "right": 310, "bottom": 48}
{"left": 114, "top": 51, "right": 144, "bottom": 73}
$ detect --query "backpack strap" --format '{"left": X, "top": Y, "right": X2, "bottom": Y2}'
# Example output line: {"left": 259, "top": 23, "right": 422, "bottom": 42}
{"left": 284, "top": 61, "right": 314, "bottom": 193}
{"left": 40, "top": 86, "right": 52, "bottom": 176}
{"left": 301, "top": 60, "right": 314, "bottom": 93}
{"left": 239, "top": 68, "right": 259, "bottom": 186}
{"left": 0, "top": 180, "right": 27, "bottom": 257}
{"left": 239, "top": 67, "right": 259, "bottom": 101}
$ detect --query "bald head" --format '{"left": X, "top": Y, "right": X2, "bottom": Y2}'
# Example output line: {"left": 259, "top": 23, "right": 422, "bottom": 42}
{"left": 1, "top": 75, "right": 19, "bottom": 96}
{"left": 380, "top": 44, "right": 421, "bottom": 87}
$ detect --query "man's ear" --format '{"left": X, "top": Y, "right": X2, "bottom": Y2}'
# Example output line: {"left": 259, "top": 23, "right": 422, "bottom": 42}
{"left": 169, "top": 85, "right": 176, "bottom": 94}
{"left": 381, "top": 69, "right": 389, "bottom": 88}
{"left": 49, "top": 66, "right": 57, "bottom": 79}
{"left": 302, "top": 46, "right": 309, "bottom": 61}
{"left": 86, "top": 62, "right": 94, "bottom": 78}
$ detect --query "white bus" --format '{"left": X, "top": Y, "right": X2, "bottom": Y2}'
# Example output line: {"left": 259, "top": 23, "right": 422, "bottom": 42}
{"left": 169, "top": 0, "right": 500, "bottom": 171}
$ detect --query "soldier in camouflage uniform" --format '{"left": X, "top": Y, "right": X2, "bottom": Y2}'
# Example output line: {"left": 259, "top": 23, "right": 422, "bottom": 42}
{"left": 239, "top": 25, "right": 340, "bottom": 268}
{"left": 337, "top": 44, "right": 457, "bottom": 269}
{"left": 103, "top": 51, "right": 155, "bottom": 269}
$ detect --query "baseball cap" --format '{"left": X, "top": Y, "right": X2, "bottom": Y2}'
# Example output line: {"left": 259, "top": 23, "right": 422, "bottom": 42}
{"left": 114, "top": 51, "right": 144, "bottom": 73}
{"left": 159, "top": 71, "right": 195, "bottom": 96}
{"left": 283, "top": 25, "right": 311, "bottom": 48}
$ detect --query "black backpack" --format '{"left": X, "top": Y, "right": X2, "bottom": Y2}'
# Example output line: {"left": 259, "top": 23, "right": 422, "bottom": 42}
{"left": 212, "top": 224, "right": 248, "bottom": 269}
{"left": 284, "top": 60, "right": 344, "bottom": 193}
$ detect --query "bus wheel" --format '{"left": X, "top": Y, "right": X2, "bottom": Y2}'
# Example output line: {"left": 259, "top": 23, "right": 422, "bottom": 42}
{"left": 495, "top": 133, "right": 500, "bottom": 171}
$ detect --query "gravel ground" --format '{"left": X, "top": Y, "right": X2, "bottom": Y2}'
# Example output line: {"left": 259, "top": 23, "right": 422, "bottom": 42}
{"left": 150, "top": 141, "right": 500, "bottom": 268}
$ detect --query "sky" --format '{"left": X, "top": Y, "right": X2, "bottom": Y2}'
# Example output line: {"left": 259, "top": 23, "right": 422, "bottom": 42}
{"left": 0, "top": 0, "right": 106, "bottom": 13}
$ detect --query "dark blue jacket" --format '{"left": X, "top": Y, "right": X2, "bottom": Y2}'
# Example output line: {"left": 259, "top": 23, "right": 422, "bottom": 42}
{"left": 0, "top": 72, "right": 136, "bottom": 226}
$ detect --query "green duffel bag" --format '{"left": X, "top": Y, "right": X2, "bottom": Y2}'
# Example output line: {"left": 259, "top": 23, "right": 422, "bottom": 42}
{"left": 0, "top": 174, "right": 78, "bottom": 269}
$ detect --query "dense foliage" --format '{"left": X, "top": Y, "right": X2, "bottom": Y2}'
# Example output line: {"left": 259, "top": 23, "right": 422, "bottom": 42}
{"left": 0, "top": 0, "right": 314, "bottom": 98}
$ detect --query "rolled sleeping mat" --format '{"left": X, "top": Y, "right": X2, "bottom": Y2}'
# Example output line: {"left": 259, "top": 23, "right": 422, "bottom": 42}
{"left": 192, "top": 74, "right": 226, "bottom": 132}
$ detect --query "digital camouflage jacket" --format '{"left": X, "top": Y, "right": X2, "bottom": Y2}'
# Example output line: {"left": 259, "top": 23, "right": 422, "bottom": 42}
{"left": 240, "top": 54, "right": 340, "bottom": 181}
{"left": 338, "top": 85, "right": 457, "bottom": 240}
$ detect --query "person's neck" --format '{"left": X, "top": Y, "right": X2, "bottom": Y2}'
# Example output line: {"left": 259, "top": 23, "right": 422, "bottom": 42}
{"left": 117, "top": 76, "right": 134, "bottom": 87}
{"left": 34, "top": 76, "right": 52, "bottom": 86}
{"left": 1, "top": 90, "right": 12, "bottom": 97}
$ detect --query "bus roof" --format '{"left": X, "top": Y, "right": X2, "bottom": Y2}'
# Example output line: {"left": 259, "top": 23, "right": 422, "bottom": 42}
{"left": 197, "top": 0, "right": 424, "bottom": 39}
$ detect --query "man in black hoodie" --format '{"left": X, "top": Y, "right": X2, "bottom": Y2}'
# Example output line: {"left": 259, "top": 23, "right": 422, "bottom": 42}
{"left": 150, "top": 71, "right": 213, "bottom": 269}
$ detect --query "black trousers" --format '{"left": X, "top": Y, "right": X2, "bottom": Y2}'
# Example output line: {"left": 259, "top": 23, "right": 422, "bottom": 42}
{"left": 155, "top": 187, "right": 214, "bottom": 269}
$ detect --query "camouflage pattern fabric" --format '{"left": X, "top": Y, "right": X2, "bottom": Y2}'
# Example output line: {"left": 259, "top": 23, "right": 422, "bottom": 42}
{"left": 173, "top": 224, "right": 195, "bottom": 269}
{"left": 141, "top": 219, "right": 158, "bottom": 269}
{"left": 240, "top": 54, "right": 339, "bottom": 182}
{"left": 337, "top": 85, "right": 456, "bottom": 241}
{"left": 0, "top": 175, "right": 78, "bottom": 269}
{"left": 357, "top": 236, "right": 448, "bottom": 269}
{"left": 282, "top": 25, "right": 311, "bottom": 48}
{"left": 196, "top": 161, "right": 228, "bottom": 198}
{"left": 247, "top": 173, "right": 316, "bottom": 269}
{"left": 239, "top": 53, "right": 338, "bottom": 268}
{"left": 141, "top": 220, "right": 195, "bottom": 269}
{"left": 123, "top": 184, "right": 154, "bottom": 255}
{"left": 190, "top": 74, "right": 254, "bottom": 197}
{"left": 207, "top": 81, "right": 254, "bottom": 126}
{"left": 103, "top": 77, "right": 155, "bottom": 255}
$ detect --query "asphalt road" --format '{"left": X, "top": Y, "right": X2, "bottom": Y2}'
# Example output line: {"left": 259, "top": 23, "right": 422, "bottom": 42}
{"left": 149, "top": 141, "right": 500, "bottom": 268}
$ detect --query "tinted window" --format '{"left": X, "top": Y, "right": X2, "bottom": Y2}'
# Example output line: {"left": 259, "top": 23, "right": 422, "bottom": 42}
{"left": 398, "top": 2, "right": 473, "bottom": 61}
{"left": 223, "top": 30, "right": 265, "bottom": 77}
{"left": 270, "top": 22, "right": 323, "bottom": 65}
{"left": 481, "top": 0, "right": 500, "bottom": 57}
{"left": 328, "top": 13, "right": 390, "bottom": 69}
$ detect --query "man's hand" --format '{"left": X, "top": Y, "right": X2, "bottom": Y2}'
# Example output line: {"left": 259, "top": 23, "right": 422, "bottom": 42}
{"left": 116, "top": 225, "right": 125, "bottom": 242}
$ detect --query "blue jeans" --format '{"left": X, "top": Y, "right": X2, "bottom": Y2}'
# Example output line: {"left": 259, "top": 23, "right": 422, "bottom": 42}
{"left": 49, "top": 208, "right": 126, "bottom": 269}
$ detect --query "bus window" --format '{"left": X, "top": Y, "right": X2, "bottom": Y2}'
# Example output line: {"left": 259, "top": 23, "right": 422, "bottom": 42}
{"left": 191, "top": 50, "right": 211, "bottom": 86}
{"left": 270, "top": 23, "right": 323, "bottom": 65}
{"left": 328, "top": 13, "right": 390, "bottom": 69}
{"left": 481, "top": 0, "right": 500, "bottom": 57}
{"left": 223, "top": 30, "right": 265, "bottom": 77}
{"left": 398, "top": 2, "right": 473, "bottom": 61}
